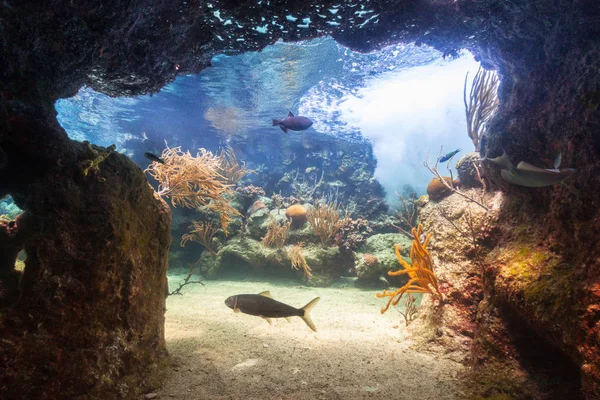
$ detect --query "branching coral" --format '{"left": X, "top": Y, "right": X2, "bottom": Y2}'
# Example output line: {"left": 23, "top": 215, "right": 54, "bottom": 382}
{"left": 180, "top": 221, "right": 220, "bottom": 255}
{"left": 289, "top": 243, "right": 312, "bottom": 280}
{"left": 376, "top": 224, "right": 442, "bottom": 314}
{"left": 261, "top": 217, "right": 291, "bottom": 249}
{"left": 218, "top": 146, "right": 254, "bottom": 185}
{"left": 392, "top": 191, "right": 419, "bottom": 237}
{"left": 307, "top": 201, "right": 348, "bottom": 246}
{"left": 464, "top": 66, "right": 499, "bottom": 151}
{"left": 424, "top": 148, "right": 488, "bottom": 211}
{"left": 145, "top": 145, "right": 241, "bottom": 229}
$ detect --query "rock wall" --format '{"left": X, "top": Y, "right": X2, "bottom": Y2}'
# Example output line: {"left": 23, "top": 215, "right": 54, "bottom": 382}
{"left": 0, "top": 101, "right": 171, "bottom": 399}
{"left": 1, "top": 0, "right": 599, "bottom": 398}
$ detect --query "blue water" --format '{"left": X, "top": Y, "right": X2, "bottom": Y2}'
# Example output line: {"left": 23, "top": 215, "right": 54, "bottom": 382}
{"left": 55, "top": 37, "right": 479, "bottom": 200}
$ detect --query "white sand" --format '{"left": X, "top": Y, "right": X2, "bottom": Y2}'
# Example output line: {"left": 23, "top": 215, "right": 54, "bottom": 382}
{"left": 157, "top": 275, "right": 465, "bottom": 399}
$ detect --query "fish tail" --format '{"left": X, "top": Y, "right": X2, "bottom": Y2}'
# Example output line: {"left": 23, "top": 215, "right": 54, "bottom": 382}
{"left": 272, "top": 119, "right": 279, "bottom": 126}
{"left": 300, "top": 297, "right": 320, "bottom": 332}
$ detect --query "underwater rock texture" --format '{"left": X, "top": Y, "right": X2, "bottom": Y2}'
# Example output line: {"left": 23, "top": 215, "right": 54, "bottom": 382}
{"left": 0, "top": 102, "right": 171, "bottom": 398}
{"left": 2, "top": 0, "right": 600, "bottom": 398}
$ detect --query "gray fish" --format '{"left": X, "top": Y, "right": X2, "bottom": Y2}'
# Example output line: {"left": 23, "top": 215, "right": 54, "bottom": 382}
{"left": 272, "top": 111, "right": 313, "bottom": 134}
{"left": 487, "top": 151, "right": 575, "bottom": 187}
{"left": 225, "top": 291, "right": 320, "bottom": 332}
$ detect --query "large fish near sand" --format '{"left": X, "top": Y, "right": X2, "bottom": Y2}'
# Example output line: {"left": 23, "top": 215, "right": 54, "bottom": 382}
{"left": 272, "top": 111, "right": 313, "bottom": 134}
{"left": 225, "top": 291, "right": 320, "bottom": 332}
{"left": 487, "top": 151, "right": 576, "bottom": 187}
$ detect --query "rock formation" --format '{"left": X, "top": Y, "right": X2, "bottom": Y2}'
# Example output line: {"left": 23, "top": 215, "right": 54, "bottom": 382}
{"left": 1, "top": 0, "right": 599, "bottom": 398}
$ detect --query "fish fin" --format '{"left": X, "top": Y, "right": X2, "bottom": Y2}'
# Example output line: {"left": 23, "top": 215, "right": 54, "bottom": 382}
{"left": 300, "top": 297, "right": 320, "bottom": 332}
{"left": 280, "top": 125, "right": 289, "bottom": 134}
{"left": 261, "top": 317, "right": 272, "bottom": 325}
{"left": 487, "top": 151, "right": 515, "bottom": 172}
{"left": 272, "top": 119, "right": 280, "bottom": 126}
{"left": 258, "top": 290, "right": 273, "bottom": 298}
{"left": 233, "top": 307, "right": 240, "bottom": 313}
{"left": 288, "top": 111, "right": 294, "bottom": 117}
{"left": 516, "top": 161, "right": 555, "bottom": 173}
{"left": 285, "top": 317, "right": 293, "bottom": 323}
{"left": 554, "top": 152, "right": 562, "bottom": 169}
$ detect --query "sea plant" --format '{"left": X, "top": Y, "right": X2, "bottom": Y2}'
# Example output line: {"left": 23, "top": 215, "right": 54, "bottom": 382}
{"left": 180, "top": 221, "right": 220, "bottom": 256}
{"left": 261, "top": 217, "right": 291, "bottom": 249}
{"left": 145, "top": 145, "right": 243, "bottom": 230}
{"left": 464, "top": 66, "right": 499, "bottom": 151}
{"left": 376, "top": 224, "right": 442, "bottom": 314}
{"left": 288, "top": 243, "right": 313, "bottom": 280}
{"left": 307, "top": 200, "right": 349, "bottom": 246}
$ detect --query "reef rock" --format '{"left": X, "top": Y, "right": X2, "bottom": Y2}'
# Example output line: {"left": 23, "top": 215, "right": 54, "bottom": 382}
{"left": 355, "top": 233, "right": 411, "bottom": 284}
{"left": 456, "top": 152, "right": 484, "bottom": 189}
{"left": 0, "top": 112, "right": 171, "bottom": 399}
{"left": 198, "top": 237, "right": 351, "bottom": 286}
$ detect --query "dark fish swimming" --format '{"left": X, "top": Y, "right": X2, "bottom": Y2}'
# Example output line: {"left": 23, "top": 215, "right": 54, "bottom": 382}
{"left": 439, "top": 148, "right": 461, "bottom": 163}
{"left": 272, "top": 111, "right": 313, "bottom": 134}
{"left": 144, "top": 152, "right": 165, "bottom": 164}
{"left": 225, "top": 291, "right": 320, "bottom": 332}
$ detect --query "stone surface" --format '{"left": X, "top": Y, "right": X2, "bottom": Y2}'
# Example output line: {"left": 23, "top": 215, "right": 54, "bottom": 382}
{"left": 0, "top": 103, "right": 171, "bottom": 399}
{"left": 1, "top": 0, "right": 600, "bottom": 398}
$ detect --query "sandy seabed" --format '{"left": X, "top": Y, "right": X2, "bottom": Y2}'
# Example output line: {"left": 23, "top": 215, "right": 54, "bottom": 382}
{"left": 157, "top": 274, "right": 465, "bottom": 400}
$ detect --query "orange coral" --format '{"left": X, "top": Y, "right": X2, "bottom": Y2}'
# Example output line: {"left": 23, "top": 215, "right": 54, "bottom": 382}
{"left": 376, "top": 224, "right": 442, "bottom": 314}
{"left": 426, "top": 176, "right": 459, "bottom": 201}
{"left": 285, "top": 204, "right": 308, "bottom": 226}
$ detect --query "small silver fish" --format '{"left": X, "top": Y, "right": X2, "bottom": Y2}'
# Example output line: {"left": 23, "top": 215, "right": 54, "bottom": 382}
{"left": 272, "top": 111, "right": 313, "bottom": 134}
{"left": 487, "top": 151, "right": 575, "bottom": 187}
{"left": 225, "top": 291, "right": 320, "bottom": 332}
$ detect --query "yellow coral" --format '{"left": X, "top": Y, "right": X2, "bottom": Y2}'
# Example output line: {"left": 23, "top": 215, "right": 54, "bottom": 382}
{"left": 289, "top": 243, "right": 312, "bottom": 280}
{"left": 376, "top": 224, "right": 442, "bottom": 314}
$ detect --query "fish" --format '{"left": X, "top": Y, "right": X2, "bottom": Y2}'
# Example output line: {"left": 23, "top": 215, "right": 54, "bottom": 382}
{"left": 225, "top": 291, "right": 320, "bottom": 332}
{"left": 272, "top": 111, "right": 313, "bottom": 134}
{"left": 144, "top": 152, "right": 165, "bottom": 164}
{"left": 439, "top": 148, "right": 461, "bottom": 163}
{"left": 486, "top": 151, "right": 576, "bottom": 187}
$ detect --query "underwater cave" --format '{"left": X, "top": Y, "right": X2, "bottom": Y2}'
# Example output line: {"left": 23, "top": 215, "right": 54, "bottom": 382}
{"left": 1, "top": 1, "right": 599, "bottom": 399}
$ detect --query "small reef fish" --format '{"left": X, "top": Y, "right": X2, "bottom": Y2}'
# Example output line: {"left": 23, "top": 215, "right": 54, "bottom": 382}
{"left": 144, "top": 152, "right": 165, "bottom": 164}
{"left": 225, "top": 291, "right": 320, "bottom": 332}
{"left": 272, "top": 111, "right": 313, "bottom": 134}
{"left": 439, "top": 148, "right": 461, "bottom": 163}
{"left": 487, "top": 151, "right": 576, "bottom": 187}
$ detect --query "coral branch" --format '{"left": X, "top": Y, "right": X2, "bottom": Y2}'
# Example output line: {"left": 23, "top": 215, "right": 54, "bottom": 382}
{"left": 464, "top": 66, "right": 499, "bottom": 151}
{"left": 424, "top": 148, "right": 489, "bottom": 211}
{"left": 180, "top": 221, "right": 220, "bottom": 256}
{"left": 376, "top": 224, "right": 442, "bottom": 314}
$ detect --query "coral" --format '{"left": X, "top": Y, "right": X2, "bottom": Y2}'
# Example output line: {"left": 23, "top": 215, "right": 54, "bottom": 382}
{"left": 217, "top": 146, "right": 253, "bottom": 185}
{"left": 456, "top": 152, "right": 485, "bottom": 189}
{"left": 376, "top": 224, "right": 442, "bottom": 314}
{"left": 180, "top": 220, "right": 220, "bottom": 256}
{"left": 288, "top": 243, "right": 313, "bottom": 280}
{"left": 285, "top": 204, "right": 308, "bottom": 227}
{"left": 145, "top": 145, "right": 241, "bottom": 230}
{"left": 307, "top": 201, "right": 348, "bottom": 246}
{"left": 236, "top": 185, "right": 266, "bottom": 201}
{"left": 355, "top": 253, "right": 382, "bottom": 281}
{"left": 426, "top": 176, "right": 459, "bottom": 202}
{"left": 334, "top": 217, "right": 372, "bottom": 251}
{"left": 392, "top": 191, "right": 419, "bottom": 237}
{"left": 261, "top": 217, "right": 290, "bottom": 249}
{"left": 464, "top": 66, "right": 499, "bottom": 151}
